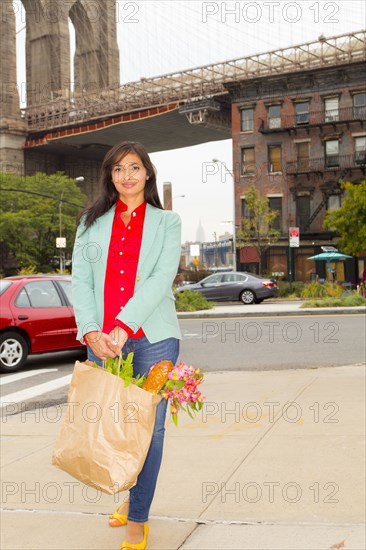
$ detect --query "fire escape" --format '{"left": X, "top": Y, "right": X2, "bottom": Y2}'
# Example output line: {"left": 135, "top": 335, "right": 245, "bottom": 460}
{"left": 260, "top": 104, "right": 366, "bottom": 232}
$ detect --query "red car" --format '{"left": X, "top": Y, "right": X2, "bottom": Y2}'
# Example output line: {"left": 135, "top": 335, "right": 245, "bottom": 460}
{"left": 0, "top": 275, "right": 84, "bottom": 372}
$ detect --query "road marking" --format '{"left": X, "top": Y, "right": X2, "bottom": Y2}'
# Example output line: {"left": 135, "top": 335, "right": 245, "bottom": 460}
{"left": 0, "top": 369, "right": 58, "bottom": 386}
{"left": 0, "top": 375, "right": 72, "bottom": 407}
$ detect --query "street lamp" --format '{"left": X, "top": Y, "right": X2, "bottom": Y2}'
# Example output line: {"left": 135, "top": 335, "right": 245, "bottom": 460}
{"left": 213, "top": 159, "right": 237, "bottom": 271}
{"left": 172, "top": 194, "right": 186, "bottom": 210}
{"left": 220, "top": 220, "right": 236, "bottom": 270}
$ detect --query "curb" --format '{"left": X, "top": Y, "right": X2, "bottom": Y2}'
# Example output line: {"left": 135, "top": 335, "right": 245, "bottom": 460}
{"left": 177, "top": 307, "right": 366, "bottom": 319}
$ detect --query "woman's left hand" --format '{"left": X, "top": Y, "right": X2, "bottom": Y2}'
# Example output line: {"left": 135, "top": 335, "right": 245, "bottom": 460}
{"left": 108, "top": 326, "right": 129, "bottom": 356}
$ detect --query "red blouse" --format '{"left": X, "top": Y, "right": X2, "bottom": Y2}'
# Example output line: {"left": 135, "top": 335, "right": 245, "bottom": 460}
{"left": 102, "top": 199, "right": 146, "bottom": 339}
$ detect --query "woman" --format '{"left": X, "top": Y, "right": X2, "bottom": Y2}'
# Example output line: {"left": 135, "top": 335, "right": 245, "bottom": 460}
{"left": 71, "top": 141, "right": 182, "bottom": 550}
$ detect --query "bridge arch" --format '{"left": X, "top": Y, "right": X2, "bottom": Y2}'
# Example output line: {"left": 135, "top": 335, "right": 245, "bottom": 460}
{"left": 20, "top": 0, "right": 70, "bottom": 106}
{"left": 0, "top": 0, "right": 119, "bottom": 171}
{"left": 69, "top": 0, "right": 98, "bottom": 95}
{"left": 14, "top": 0, "right": 119, "bottom": 106}
{"left": 69, "top": 0, "right": 120, "bottom": 94}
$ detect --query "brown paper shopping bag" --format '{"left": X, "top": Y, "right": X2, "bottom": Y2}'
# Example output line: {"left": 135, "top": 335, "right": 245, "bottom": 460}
{"left": 52, "top": 360, "right": 161, "bottom": 495}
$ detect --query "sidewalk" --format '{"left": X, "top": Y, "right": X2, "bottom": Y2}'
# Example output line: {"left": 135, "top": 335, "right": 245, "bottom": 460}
{"left": 1, "top": 363, "right": 365, "bottom": 549}
{"left": 177, "top": 300, "right": 366, "bottom": 319}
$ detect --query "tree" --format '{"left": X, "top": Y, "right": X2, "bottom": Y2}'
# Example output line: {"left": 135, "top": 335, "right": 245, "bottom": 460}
{"left": 236, "top": 185, "right": 281, "bottom": 274}
{"left": 0, "top": 172, "right": 87, "bottom": 274}
{"left": 324, "top": 179, "right": 366, "bottom": 256}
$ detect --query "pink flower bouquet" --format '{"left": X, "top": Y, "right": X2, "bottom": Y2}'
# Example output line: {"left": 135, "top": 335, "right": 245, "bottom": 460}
{"left": 160, "top": 362, "right": 205, "bottom": 426}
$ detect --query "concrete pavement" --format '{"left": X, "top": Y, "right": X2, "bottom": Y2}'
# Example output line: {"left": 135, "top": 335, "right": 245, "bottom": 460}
{"left": 177, "top": 299, "right": 366, "bottom": 319}
{"left": 1, "top": 360, "right": 365, "bottom": 549}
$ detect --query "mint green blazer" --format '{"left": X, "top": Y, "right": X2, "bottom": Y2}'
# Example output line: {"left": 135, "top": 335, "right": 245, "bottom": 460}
{"left": 71, "top": 203, "right": 182, "bottom": 344}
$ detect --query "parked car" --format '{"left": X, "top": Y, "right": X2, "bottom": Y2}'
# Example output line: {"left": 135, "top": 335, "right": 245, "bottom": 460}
{"left": 175, "top": 271, "right": 277, "bottom": 304}
{"left": 0, "top": 275, "right": 84, "bottom": 372}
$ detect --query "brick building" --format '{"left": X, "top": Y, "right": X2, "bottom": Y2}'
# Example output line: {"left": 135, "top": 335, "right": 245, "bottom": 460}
{"left": 227, "top": 58, "right": 366, "bottom": 283}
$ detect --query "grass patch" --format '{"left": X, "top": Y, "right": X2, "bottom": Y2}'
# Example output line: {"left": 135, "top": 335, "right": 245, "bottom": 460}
{"left": 175, "top": 290, "right": 215, "bottom": 312}
{"left": 301, "top": 294, "right": 366, "bottom": 308}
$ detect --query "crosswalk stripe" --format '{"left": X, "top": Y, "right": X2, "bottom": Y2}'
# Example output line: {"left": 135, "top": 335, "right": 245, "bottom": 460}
{"left": 0, "top": 369, "right": 58, "bottom": 386}
{"left": 0, "top": 375, "right": 72, "bottom": 408}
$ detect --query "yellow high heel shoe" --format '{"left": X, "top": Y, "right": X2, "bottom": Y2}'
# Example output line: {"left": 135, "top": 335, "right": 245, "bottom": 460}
{"left": 108, "top": 503, "right": 128, "bottom": 527}
{"left": 120, "top": 523, "right": 149, "bottom": 550}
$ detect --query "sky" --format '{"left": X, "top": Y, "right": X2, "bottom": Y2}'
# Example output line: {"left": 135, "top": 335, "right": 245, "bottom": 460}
{"left": 13, "top": 0, "right": 366, "bottom": 242}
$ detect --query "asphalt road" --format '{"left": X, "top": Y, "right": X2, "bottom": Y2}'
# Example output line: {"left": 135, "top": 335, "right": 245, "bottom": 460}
{"left": 179, "top": 314, "right": 366, "bottom": 371}
{"left": 1, "top": 313, "right": 365, "bottom": 416}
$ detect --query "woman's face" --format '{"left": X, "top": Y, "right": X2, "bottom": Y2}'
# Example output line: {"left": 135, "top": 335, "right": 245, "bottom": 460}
{"left": 111, "top": 152, "right": 148, "bottom": 203}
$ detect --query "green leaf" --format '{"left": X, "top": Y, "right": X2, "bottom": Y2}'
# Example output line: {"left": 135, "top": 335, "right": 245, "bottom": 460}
{"left": 186, "top": 405, "right": 195, "bottom": 419}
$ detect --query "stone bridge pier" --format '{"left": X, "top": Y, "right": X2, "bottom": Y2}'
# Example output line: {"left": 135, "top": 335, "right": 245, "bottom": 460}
{"left": 0, "top": 0, "right": 119, "bottom": 176}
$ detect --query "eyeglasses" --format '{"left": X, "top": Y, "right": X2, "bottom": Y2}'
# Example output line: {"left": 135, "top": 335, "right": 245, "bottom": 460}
{"left": 111, "top": 163, "right": 141, "bottom": 178}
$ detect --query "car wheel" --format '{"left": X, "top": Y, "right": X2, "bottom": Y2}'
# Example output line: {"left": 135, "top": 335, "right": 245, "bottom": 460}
{"left": 240, "top": 290, "right": 256, "bottom": 305}
{"left": 0, "top": 332, "right": 29, "bottom": 373}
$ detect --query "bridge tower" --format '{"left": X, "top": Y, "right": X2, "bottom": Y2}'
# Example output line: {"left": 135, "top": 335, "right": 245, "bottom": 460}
{"left": 0, "top": 4, "right": 27, "bottom": 174}
{"left": 0, "top": 0, "right": 119, "bottom": 173}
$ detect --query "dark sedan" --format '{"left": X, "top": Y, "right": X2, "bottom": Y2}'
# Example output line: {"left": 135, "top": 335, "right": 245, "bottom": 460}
{"left": 0, "top": 275, "right": 83, "bottom": 372}
{"left": 176, "top": 272, "right": 277, "bottom": 304}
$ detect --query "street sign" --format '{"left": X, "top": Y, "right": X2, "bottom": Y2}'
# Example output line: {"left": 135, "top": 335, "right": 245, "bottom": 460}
{"left": 289, "top": 227, "right": 300, "bottom": 247}
{"left": 56, "top": 237, "right": 66, "bottom": 248}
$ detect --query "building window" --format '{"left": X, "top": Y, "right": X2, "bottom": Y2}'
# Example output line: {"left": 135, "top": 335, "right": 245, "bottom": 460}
{"left": 268, "top": 197, "right": 282, "bottom": 232}
{"left": 353, "top": 92, "right": 366, "bottom": 119}
{"left": 354, "top": 136, "right": 366, "bottom": 165}
{"left": 324, "top": 97, "right": 339, "bottom": 122}
{"left": 296, "top": 142, "right": 310, "bottom": 171}
{"left": 241, "top": 108, "right": 254, "bottom": 132}
{"left": 268, "top": 145, "right": 282, "bottom": 173}
{"left": 325, "top": 140, "right": 339, "bottom": 167}
{"left": 327, "top": 195, "right": 342, "bottom": 211}
{"left": 241, "top": 147, "right": 255, "bottom": 175}
{"left": 268, "top": 105, "right": 281, "bottom": 129}
{"left": 296, "top": 196, "right": 310, "bottom": 231}
{"left": 240, "top": 198, "right": 254, "bottom": 222}
{"left": 295, "top": 101, "right": 310, "bottom": 125}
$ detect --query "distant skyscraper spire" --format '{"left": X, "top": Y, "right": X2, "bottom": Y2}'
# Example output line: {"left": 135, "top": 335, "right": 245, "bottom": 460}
{"left": 196, "top": 219, "right": 205, "bottom": 243}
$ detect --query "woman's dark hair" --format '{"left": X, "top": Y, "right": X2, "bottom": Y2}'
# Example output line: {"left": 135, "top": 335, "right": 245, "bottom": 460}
{"left": 77, "top": 141, "right": 163, "bottom": 228}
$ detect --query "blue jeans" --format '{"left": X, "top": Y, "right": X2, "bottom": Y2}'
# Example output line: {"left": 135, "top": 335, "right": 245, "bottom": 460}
{"left": 87, "top": 335, "right": 180, "bottom": 522}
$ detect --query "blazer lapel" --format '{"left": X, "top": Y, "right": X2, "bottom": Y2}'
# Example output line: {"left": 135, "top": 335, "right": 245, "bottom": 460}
{"left": 138, "top": 204, "right": 164, "bottom": 271}
{"left": 95, "top": 206, "right": 115, "bottom": 266}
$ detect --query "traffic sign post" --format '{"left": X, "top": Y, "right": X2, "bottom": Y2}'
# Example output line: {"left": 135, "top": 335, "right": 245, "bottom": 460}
{"left": 288, "top": 227, "right": 299, "bottom": 292}
{"left": 56, "top": 237, "right": 66, "bottom": 274}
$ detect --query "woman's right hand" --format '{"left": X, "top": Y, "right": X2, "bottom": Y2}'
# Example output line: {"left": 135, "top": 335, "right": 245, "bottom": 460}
{"left": 84, "top": 331, "right": 119, "bottom": 360}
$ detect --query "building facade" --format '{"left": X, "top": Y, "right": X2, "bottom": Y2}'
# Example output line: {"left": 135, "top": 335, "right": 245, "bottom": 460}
{"left": 228, "top": 61, "right": 366, "bottom": 283}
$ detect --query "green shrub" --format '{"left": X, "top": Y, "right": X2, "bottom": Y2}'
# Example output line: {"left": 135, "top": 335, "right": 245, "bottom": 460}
{"left": 325, "top": 283, "right": 344, "bottom": 298}
{"left": 301, "top": 282, "right": 343, "bottom": 299}
{"left": 17, "top": 265, "right": 38, "bottom": 275}
{"left": 277, "top": 282, "right": 305, "bottom": 298}
{"left": 175, "top": 290, "right": 215, "bottom": 312}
